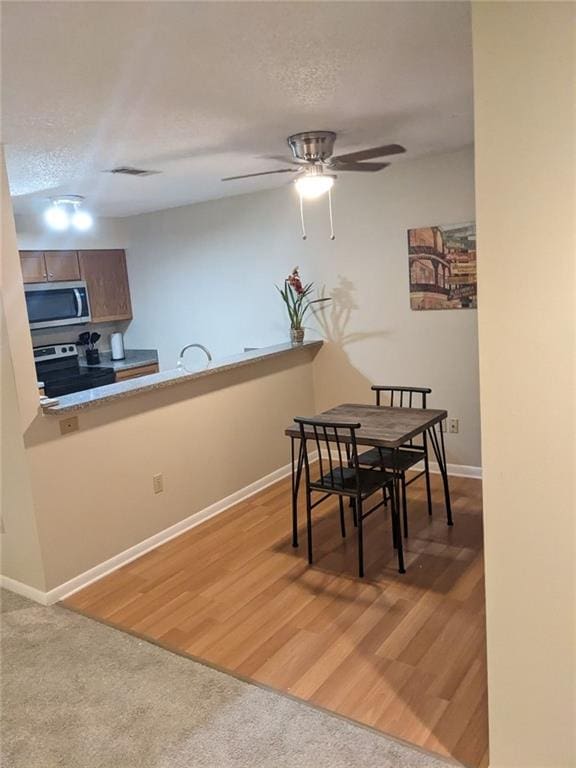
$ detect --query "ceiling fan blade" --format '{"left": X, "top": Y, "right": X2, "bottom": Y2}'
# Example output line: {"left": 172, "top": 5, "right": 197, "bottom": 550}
{"left": 329, "top": 161, "right": 390, "bottom": 172}
{"left": 331, "top": 143, "right": 406, "bottom": 164}
{"left": 222, "top": 168, "right": 298, "bottom": 181}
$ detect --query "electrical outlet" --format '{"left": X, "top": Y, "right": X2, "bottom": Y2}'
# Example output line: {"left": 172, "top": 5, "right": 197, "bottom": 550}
{"left": 59, "top": 416, "right": 79, "bottom": 435}
{"left": 449, "top": 418, "right": 459, "bottom": 434}
{"left": 440, "top": 420, "right": 447, "bottom": 433}
{"left": 152, "top": 474, "right": 164, "bottom": 494}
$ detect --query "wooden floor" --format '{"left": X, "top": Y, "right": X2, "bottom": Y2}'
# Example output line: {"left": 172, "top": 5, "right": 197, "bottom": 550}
{"left": 65, "top": 471, "right": 488, "bottom": 768}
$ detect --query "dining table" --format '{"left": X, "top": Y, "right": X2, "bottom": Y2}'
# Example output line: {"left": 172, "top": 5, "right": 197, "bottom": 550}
{"left": 284, "top": 403, "right": 453, "bottom": 552}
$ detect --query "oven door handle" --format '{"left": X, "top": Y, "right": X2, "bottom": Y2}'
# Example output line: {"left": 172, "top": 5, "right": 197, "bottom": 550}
{"left": 73, "top": 288, "right": 83, "bottom": 317}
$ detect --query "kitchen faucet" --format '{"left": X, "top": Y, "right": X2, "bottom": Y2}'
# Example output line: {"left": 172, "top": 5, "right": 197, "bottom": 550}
{"left": 177, "top": 343, "right": 213, "bottom": 369}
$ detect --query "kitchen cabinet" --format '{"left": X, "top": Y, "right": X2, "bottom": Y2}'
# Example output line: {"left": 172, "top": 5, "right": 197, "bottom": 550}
{"left": 78, "top": 249, "right": 133, "bottom": 323}
{"left": 44, "top": 251, "right": 80, "bottom": 281}
{"left": 115, "top": 363, "right": 159, "bottom": 382}
{"left": 20, "top": 251, "right": 47, "bottom": 283}
{"left": 20, "top": 248, "right": 133, "bottom": 322}
{"left": 20, "top": 250, "right": 80, "bottom": 283}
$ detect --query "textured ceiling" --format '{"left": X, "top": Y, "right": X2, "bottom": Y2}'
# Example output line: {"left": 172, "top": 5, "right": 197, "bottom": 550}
{"left": 2, "top": 1, "right": 473, "bottom": 217}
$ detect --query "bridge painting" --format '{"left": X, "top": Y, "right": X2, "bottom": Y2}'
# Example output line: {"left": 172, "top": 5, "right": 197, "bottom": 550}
{"left": 407, "top": 222, "right": 477, "bottom": 310}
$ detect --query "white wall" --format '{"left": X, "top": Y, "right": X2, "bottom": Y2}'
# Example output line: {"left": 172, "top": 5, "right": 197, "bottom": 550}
{"left": 123, "top": 147, "right": 480, "bottom": 466}
{"left": 1, "top": 301, "right": 45, "bottom": 590}
{"left": 473, "top": 3, "right": 576, "bottom": 766}
{"left": 1, "top": 160, "right": 46, "bottom": 590}
{"left": 14, "top": 214, "right": 128, "bottom": 252}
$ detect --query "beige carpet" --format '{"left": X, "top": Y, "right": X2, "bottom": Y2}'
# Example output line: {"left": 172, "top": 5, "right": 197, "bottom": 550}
{"left": 1, "top": 590, "right": 457, "bottom": 767}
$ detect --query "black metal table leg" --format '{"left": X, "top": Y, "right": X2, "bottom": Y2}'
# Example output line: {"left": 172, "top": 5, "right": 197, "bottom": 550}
{"left": 428, "top": 422, "right": 454, "bottom": 526}
{"left": 423, "top": 431, "right": 433, "bottom": 517}
{"left": 401, "top": 472, "right": 408, "bottom": 538}
{"left": 392, "top": 448, "right": 406, "bottom": 572}
{"left": 291, "top": 436, "right": 304, "bottom": 547}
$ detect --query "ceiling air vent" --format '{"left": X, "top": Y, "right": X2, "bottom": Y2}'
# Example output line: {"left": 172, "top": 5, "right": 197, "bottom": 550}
{"left": 106, "top": 166, "right": 160, "bottom": 177}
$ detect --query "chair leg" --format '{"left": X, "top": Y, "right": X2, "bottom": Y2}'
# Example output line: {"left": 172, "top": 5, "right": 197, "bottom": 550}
{"left": 401, "top": 472, "right": 409, "bottom": 538}
{"left": 423, "top": 433, "right": 433, "bottom": 517}
{"left": 389, "top": 482, "right": 406, "bottom": 574}
{"left": 306, "top": 491, "right": 313, "bottom": 565}
{"left": 356, "top": 496, "right": 364, "bottom": 578}
{"left": 339, "top": 496, "right": 346, "bottom": 538}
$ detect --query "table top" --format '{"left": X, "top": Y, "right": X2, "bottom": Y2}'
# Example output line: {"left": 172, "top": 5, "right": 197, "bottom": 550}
{"left": 284, "top": 403, "right": 447, "bottom": 448}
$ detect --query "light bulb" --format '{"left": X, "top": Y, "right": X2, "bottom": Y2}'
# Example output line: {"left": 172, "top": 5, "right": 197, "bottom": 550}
{"left": 44, "top": 205, "right": 70, "bottom": 231}
{"left": 72, "top": 209, "right": 93, "bottom": 231}
{"left": 295, "top": 174, "right": 335, "bottom": 200}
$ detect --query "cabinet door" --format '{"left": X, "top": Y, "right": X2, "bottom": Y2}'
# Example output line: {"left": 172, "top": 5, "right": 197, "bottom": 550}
{"left": 78, "top": 249, "right": 133, "bottom": 322}
{"left": 44, "top": 251, "right": 80, "bottom": 281}
{"left": 20, "top": 251, "right": 47, "bottom": 283}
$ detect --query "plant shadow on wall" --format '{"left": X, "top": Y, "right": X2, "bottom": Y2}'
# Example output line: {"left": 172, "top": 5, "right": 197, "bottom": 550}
{"left": 311, "top": 275, "right": 390, "bottom": 408}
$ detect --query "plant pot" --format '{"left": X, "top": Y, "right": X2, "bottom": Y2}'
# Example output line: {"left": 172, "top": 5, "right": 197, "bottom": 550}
{"left": 85, "top": 349, "right": 100, "bottom": 365}
{"left": 290, "top": 328, "right": 305, "bottom": 345}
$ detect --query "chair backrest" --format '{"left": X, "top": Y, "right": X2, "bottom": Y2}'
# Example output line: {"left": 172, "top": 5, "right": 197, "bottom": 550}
{"left": 294, "top": 417, "right": 361, "bottom": 493}
{"left": 371, "top": 385, "right": 432, "bottom": 409}
{"left": 371, "top": 385, "right": 432, "bottom": 449}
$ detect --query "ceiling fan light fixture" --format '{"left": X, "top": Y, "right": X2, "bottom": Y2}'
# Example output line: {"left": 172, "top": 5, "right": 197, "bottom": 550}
{"left": 294, "top": 172, "right": 335, "bottom": 200}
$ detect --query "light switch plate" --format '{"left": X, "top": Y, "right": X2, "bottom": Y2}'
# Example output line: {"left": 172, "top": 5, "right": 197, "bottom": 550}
{"left": 153, "top": 474, "right": 164, "bottom": 494}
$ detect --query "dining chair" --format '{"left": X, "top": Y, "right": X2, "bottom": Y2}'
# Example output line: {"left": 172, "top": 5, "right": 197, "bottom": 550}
{"left": 294, "top": 416, "right": 405, "bottom": 577}
{"left": 358, "top": 385, "right": 433, "bottom": 538}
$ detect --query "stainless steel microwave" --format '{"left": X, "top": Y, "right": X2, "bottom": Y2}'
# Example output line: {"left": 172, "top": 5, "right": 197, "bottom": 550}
{"left": 25, "top": 281, "right": 91, "bottom": 330}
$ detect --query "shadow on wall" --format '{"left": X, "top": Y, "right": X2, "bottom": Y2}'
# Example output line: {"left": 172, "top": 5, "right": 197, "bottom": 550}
{"left": 312, "top": 275, "right": 388, "bottom": 412}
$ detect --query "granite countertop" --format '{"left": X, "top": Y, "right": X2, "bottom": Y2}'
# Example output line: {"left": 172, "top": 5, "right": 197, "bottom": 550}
{"left": 42, "top": 341, "right": 322, "bottom": 415}
{"left": 79, "top": 349, "right": 158, "bottom": 373}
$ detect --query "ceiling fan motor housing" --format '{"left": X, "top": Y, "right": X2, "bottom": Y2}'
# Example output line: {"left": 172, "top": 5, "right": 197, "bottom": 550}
{"left": 288, "top": 131, "right": 337, "bottom": 162}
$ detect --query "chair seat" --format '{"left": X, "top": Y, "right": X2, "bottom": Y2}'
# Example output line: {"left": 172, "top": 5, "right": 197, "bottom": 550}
{"left": 310, "top": 466, "right": 394, "bottom": 498}
{"left": 358, "top": 447, "right": 424, "bottom": 472}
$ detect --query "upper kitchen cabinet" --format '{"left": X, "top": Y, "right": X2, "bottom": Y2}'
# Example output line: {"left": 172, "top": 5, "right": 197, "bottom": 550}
{"left": 44, "top": 251, "right": 81, "bottom": 281}
{"left": 78, "top": 249, "right": 133, "bottom": 323}
{"left": 20, "top": 250, "right": 80, "bottom": 283}
{"left": 20, "top": 251, "right": 47, "bottom": 282}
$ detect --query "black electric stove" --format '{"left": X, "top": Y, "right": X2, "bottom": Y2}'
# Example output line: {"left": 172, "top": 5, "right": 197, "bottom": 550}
{"left": 34, "top": 344, "right": 116, "bottom": 397}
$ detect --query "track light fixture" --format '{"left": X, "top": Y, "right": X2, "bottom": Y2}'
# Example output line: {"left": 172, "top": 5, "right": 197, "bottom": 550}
{"left": 44, "top": 195, "right": 94, "bottom": 232}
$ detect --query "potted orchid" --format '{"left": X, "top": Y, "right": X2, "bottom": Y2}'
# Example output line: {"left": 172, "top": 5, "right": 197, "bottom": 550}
{"left": 277, "top": 267, "right": 330, "bottom": 345}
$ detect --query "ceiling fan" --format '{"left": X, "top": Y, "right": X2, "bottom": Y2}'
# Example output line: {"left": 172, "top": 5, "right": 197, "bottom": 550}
{"left": 222, "top": 130, "right": 405, "bottom": 192}
{"left": 222, "top": 131, "right": 406, "bottom": 239}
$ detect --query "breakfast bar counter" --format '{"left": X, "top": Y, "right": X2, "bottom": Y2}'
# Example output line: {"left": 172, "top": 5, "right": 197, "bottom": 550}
{"left": 41, "top": 341, "right": 322, "bottom": 415}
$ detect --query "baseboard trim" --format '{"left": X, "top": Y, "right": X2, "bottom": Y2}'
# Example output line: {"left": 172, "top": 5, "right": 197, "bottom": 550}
{"left": 320, "top": 448, "right": 482, "bottom": 480}
{"left": 414, "top": 461, "right": 482, "bottom": 479}
{"left": 2, "top": 458, "right": 300, "bottom": 606}
{"left": 0, "top": 575, "right": 51, "bottom": 606}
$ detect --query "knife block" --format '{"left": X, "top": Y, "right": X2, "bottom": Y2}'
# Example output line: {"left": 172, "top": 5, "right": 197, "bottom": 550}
{"left": 85, "top": 349, "right": 100, "bottom": 365}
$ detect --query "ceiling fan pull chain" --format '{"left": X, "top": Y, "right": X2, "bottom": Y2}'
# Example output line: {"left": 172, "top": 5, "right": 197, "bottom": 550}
{"left": 299, "top": 194, "right": 307, "bottom": 240}
{"left": 328, "top": 187, "right": 336, "bottom": 240}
